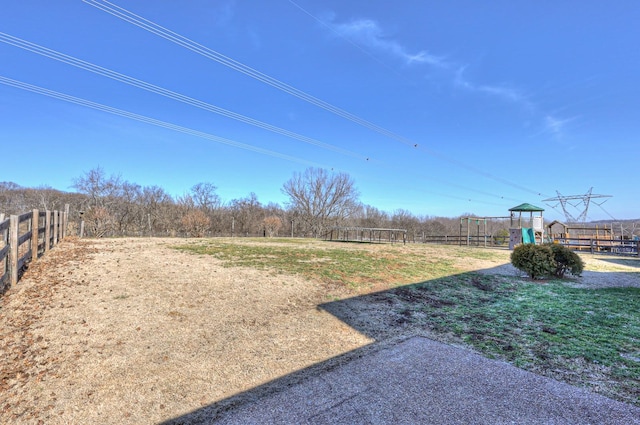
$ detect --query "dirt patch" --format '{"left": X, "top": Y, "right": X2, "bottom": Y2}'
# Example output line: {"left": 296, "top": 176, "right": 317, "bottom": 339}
{"left": 0, "top": 238, "right": 371, "bottom": 424}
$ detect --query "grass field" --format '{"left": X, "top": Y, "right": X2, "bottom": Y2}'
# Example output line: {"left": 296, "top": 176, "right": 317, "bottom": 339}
{"left": 177, "top": 238, "right": 640, "bottom": 405}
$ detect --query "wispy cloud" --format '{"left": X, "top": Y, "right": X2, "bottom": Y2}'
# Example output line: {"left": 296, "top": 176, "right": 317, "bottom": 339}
{"left": 454, "top": 67, "right": 532, "bottom": 108}
{"left": 301, "top": 5, "right": 569, "bottom": 141}
{"left": 544, "top": 115, "right": 575, "bottom": 140}
{"left": 527, "top": 114, "right": 577, "bottom": 144}
{"left": 331, "top": 19, "right": 447, "bottom": 68}
{"left": 328, "top": 18, "right": 532, "bottom": 109}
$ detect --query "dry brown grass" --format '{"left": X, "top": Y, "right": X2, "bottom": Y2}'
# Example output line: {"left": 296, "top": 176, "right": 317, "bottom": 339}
{"left": 0, "top": 238, "right": 371, "bottom": 424}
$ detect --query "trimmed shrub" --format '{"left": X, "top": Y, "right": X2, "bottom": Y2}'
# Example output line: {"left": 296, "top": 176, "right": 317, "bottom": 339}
{"left": 510, "top": 243, "right": 584, "bottom": 279}
{"left": 548, "top": 243, "right": 584, "bottom": 278}
{"left": 510, "top": 244, "right": 555, "bottom": 279}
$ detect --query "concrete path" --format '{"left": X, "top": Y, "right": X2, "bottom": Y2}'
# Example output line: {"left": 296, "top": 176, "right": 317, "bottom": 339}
{"left": 210, "top": 337, "right": 639, "bottom": 425}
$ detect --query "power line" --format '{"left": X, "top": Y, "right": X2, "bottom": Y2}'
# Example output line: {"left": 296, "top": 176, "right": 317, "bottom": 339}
{"left": 83, "top": 0, "right": 411, "bottom": 145}
{"left": 0, "top": 75, "right": 319, "bottom": 166}
{"left": 1, "top": 32, "right": 536, "bottom": 207}
{"left": 83, "top": 0, "right": 551, "bottom": 199}
{"left": 596, "top": 203, "right": 618, "bottom": 221}
{"left": 0, "top": 75, "right": 513, "bottom": 207}
{"left": 0, "top": 32, "right": 366, "bottom": 161}
{"left": 286, "top": 0, "right": 408, "bottom": 81}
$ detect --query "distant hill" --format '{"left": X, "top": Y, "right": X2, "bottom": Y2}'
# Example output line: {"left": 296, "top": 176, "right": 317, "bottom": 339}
{"left": 591, "top": 219, "right": 640, "bottom": 224}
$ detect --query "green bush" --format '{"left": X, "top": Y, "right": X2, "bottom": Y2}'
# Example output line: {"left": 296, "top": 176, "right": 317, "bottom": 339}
{"left": 510, "top": 243, "right": 584, "bottom": 279}
{"left": 548, "top": 243, "right": 584, "bottom": 278}
{"left": 510, "top": 244, "right": 555, "bottom": 279}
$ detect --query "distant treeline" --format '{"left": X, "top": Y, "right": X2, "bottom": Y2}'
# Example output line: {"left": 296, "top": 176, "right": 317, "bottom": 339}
{"left": 2, "top": 167, "right": 637, "bottom": 240}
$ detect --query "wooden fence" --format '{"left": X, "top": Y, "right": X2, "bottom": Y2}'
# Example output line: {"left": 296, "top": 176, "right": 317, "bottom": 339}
{"left": 552, "top": 237, "right": 640, "bottom": 256}
{"left": 419, "top": 235, "right": 510, "bottom": 247}
{"left": 0, "top": 206, "right": 69, "bottom": 293}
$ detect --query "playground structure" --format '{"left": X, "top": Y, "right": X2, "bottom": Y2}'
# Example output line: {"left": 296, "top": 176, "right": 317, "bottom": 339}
{"left": 508, "top": 203, "right": 545, "bottom": 249}
{"left": 546, "top": 221, "right": 639, "bottom": 254}
{"left": 457, "top": 204, "right": 546, "bottom": 249}
{"left": 325, "top": 227, "right": 407, "bottom": 244}
{"left": 323, "top": 201, "right": 638, "bottom": 255}
{"left": 458, "top": 216, "right": 511, "bottom": 247}
{"left": 547, "top": 221, "right": 613, "bottom": 241}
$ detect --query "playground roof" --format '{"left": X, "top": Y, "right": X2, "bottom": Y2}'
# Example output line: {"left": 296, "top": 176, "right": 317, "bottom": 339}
{"left": 509, "top": 203, "right": 545, "bottom": 212}
{"left": 547, "top": 220, "right": 568, "bottom": 229}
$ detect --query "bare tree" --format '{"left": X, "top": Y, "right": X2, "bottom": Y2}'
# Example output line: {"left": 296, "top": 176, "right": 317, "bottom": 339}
{"left": 353, "top": 204, "right": 389, "bottom": 227}
{"left": 188, "top": 182, "right": 227, "bottom": 235}
{"left": 72, "top": 167, "right": 122, "bottom": 209}
{"left": 423, "top": 219, "right": 448, "bottom": 236}
{"left": 181, "top": 210, "right": 211, "bottom": 237}
{"left": 263, "top": 216, "right": 282, "bottom": 237}
{"left": 71, "top": 167, "right": 127, "bottom": 236}
{"left": 190, "top": 182, "right": 221, "bottom": 212}
{"left": 140, "top": 185, "right": 173, "bottom": 235}
{"left": 86, "top": 206, "right": 114, "bottom": 237}
{"left": 282, "top": 167, "right": 359, "bottom": 237}
{"left": 112, "top": 181, "right": 142, "bottom": 235}
{"left": 0, "top": 182, "right": 27, "bottom": 214}
{"left": 230, "top": 192, "right": 263, "bottom": 236}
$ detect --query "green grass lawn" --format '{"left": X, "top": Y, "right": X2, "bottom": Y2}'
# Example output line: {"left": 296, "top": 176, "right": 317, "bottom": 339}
{"left": 397, "top": 275, "right": 639, "bottom": 404}
{"left": 175, "top": 238, "right": 461, "bottom": 287}
{"left": 176, "top": 238, "right": 640, "bottom": 405}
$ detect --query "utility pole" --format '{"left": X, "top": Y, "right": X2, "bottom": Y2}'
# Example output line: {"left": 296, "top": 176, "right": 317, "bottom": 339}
{"left": 543, "top": 188, "right": 611, "bottom": 223}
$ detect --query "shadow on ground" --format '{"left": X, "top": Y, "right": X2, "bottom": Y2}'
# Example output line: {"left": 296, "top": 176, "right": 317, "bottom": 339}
{"left": 160, "top": 264, "right": 640, "bottom": 424}
{"left": 159, "top": 265, "right": 516, "bottom": 424}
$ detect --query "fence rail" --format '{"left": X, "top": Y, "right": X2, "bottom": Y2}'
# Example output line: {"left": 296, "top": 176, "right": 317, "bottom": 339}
{"left": 419, "top": 235, "right": 510, "bottom": 247}
{"left": 0, "top": 206, "right": 69, "bottom": 294}
{"left": 553, "top": 237, "right": 640, "bottom": 255}
{"left": 418, "top": 233, "right": 639, "bottom": 256}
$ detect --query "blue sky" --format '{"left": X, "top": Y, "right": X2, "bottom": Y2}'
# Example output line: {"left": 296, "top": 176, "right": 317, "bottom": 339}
{"left": 1, "top": 1, "right": 638, "bottom": 221}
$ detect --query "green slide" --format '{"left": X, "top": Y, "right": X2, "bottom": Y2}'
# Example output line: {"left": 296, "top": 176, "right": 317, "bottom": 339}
{"left": 522, "top": 227, "right": 536, "bottom": 244}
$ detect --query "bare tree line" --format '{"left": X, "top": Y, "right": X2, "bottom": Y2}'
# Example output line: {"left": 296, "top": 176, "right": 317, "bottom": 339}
{"left": 2, "top": 167, "right": 637, "bottom": 240}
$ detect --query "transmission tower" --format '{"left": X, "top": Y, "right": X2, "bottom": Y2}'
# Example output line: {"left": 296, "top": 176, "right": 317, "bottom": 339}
{"left": 542, "top": 188, "right": 612, "bottom": 223}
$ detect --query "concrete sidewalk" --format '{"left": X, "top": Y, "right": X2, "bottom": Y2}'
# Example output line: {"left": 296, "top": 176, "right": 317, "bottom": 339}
{"left": 212, "top": 337, "right": 640, "bottom": 425}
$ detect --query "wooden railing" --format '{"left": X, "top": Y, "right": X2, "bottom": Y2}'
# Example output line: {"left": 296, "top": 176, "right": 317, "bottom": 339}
{"left": 419, "top": 235, "right": 510, "bottom": 247}
{"left": 0, "top": 206, "right": 69, "bottom": 293}
{"left": 553, "top": 237, "right": 640, "bottom": 256}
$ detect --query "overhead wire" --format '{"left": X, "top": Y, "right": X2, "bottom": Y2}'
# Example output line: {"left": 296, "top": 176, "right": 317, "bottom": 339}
{"left": 0, "top": 75, "right": 318, "bottom": 166}
{"left": 286, "top": 0, "right": 409, "bottom": 81}
{"left": 1, "top": 31, "right": 524, "bottom": 207}
{"left": 0, "top": 32, "right": 365, "bottom": 160}
{"left": 2, "top": 77, "right": 503, "bottom": 207}
{"left": 596, "top": 203, "right": 619, "bottom": 221}
{"left": 82, "top": 0, "right": 416, "bottom": 147}
{"left": 83, "top": 0, "right": 551, "bottom": 199}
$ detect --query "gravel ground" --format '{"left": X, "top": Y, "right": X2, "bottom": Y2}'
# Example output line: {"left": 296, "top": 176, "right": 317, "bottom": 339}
{"left": 192, "top": 336, "right": 640, "bottom": 425}
{"left": 481, "top": 257, "right": 640, "bottom": 289}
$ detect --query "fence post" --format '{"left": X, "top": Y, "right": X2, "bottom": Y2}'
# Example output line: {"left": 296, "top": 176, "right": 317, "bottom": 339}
{"left": 0, "top": 213, "right": 5, "bottom": 242}
{"left": 53, "top": 211, "right": 59, "bottom": 246}
{"left": 45, "top": 211, "right": 51, "bottom": 253}
{"left": 9, "top": 215, "right": 18, "bottom": 286}
{"left": 63, "top": 204, "right": 70, "bottom": 239}
{"left": 31, "top": 209, "right": 39, "bottom": 262}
